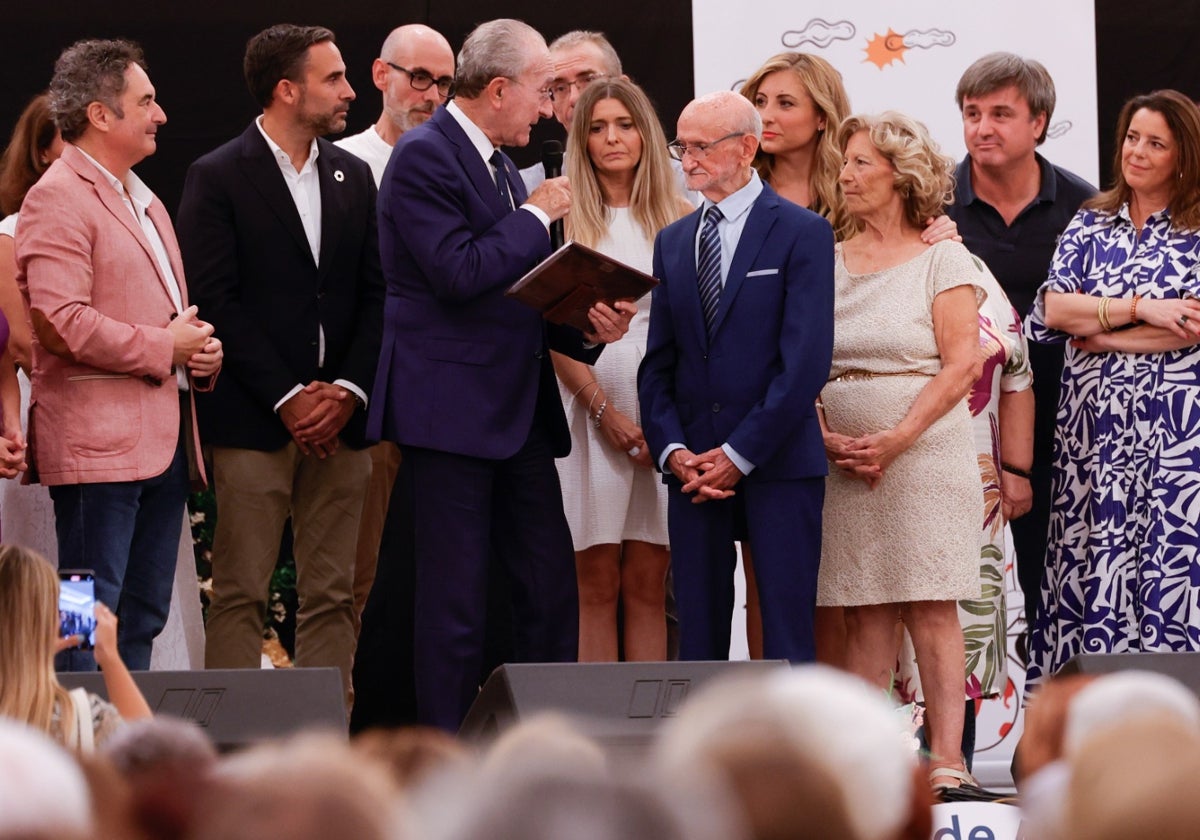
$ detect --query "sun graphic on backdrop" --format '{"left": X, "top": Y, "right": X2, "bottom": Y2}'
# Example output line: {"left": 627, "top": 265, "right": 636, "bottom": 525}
{"left": 864, "top": 29, "right": 907, "bottom": 69}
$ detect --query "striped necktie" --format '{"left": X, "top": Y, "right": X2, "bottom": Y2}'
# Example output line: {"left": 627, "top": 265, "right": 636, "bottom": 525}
{"left": 697, "top": 205, "right": 724, "bottom": 333}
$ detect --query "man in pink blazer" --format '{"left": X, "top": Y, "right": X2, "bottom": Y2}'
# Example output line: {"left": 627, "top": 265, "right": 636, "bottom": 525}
{"left": 16, "top": 39, "right": 223, "bottom": 670}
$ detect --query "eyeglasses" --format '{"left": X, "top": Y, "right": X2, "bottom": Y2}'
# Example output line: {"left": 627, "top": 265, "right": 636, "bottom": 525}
{"left": 385, "top": 62, "right": 454, "bottom": 98}
{"left": 506, "top": 77, "right": 555, "bottom": 102}
{"left": 549, "top": 73, "right": 606, "bottom": 101}
{"left": 667, "top": 132, "right": 745, "bottom": 161}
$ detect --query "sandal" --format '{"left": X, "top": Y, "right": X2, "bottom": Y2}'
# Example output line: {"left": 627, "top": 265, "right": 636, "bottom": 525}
{"left": 928, "top": 761, "right": 978, "bottom": 791}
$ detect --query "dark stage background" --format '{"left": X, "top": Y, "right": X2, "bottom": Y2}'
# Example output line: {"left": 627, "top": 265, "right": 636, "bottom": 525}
{"left": 2, "top": 1, "right": 1200, "bottom": 212}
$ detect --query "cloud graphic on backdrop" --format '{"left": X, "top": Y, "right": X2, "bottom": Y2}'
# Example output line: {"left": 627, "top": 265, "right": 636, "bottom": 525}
{"left": 782, "top": 18, "right": 856, "bottom": 49}
{"left": 864, "top": 26, "right": 956, "bottom": 69}
{"left": 1046, "top": 120, "right": 1073, "bottom": 140}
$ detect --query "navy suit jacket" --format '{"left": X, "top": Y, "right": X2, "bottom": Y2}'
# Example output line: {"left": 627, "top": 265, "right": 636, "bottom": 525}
{"left": 638, "top": 182, "right": 834, "bottom": 482}
{"left": 177, "top": 124, "right": 384, "bottom": 450}
{"left": 367, "top": 106, "right": 599, "bottom": 459}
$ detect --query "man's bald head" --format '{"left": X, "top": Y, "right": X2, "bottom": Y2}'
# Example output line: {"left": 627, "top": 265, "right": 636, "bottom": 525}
{"left": 372, "top": 23, "right": 454, "bottom": 138}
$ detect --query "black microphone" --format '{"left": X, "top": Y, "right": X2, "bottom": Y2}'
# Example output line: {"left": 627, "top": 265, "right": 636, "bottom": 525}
{"left": 542, "top": 140, "right": 565, "bottom": 250}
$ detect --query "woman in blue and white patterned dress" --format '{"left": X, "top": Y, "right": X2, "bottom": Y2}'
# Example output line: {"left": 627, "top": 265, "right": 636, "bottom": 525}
{"left": 1026, "top": 90, "right": 1200, "bottom": 686}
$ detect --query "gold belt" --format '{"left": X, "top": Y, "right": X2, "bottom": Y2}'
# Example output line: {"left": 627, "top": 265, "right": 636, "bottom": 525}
{"left": 828, "top": 370, "right": 933, "bottom": 383}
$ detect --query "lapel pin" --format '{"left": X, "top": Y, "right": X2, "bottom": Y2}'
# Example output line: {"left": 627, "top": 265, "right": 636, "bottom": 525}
{"left": 334, "top": 170, "right": 345, "bottom": 182}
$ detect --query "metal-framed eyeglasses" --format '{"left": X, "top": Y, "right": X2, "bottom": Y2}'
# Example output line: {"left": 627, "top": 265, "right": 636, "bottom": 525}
{"left": 549, "top": 73, "right": 606, "bottom": 101}
{"left": 667, "top": 132, "right": 745, "bottom": 161}
{"left": 385, "top": 62, "right": 454, "bottom": 99}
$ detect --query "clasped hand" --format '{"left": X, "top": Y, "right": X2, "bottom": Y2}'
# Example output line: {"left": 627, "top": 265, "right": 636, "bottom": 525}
{"left": 825, "top": 428, "right": 909, "bottom": 489}
{"left": 279, "top": 381, "right": 357, "bottom": 458}
{"left": 669, "top": 447, "right": 742, "bottom": 504}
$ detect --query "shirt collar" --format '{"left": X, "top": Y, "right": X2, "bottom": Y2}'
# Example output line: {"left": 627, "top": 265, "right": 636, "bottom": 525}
{"left": 255, "top": 115, "right": 320, "bottom": 174}
{"left": 956, "top": 152, "right": 1057, "bottom": 208}
{"left": 72, "top": 144, "right": 155, "bottom": 211}
{"left": 445, "top": 100, "right": 498, "bottom": 166}
{"left": 704, "top": 169, "right": 763, "bottom": 223}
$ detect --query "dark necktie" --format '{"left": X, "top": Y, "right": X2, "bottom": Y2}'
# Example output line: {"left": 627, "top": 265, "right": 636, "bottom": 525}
{"left": 698, "top": 205, "right": 724, "bottom": 333}
{"left": 489, "top": 150, "right": 512, "bottom": 210}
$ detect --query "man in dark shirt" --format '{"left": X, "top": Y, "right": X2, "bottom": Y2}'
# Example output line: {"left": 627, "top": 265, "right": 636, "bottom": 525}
{"left": 948, "top": 52, "right": 1095, "bottom": 640}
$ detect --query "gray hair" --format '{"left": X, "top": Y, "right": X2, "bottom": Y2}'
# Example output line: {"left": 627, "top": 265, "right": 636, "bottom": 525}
{"left": 955, "top": 52, "right": 1057, "bottom": 143}
{"left": 49, "top": 39, "right": 146, "bottom": 143}
{"left": 689, "top": 90, "right": 763, "bottom": 140}
{"left": 548, "top": 30, "right": 622, "bottom": 76}
{"left": 454, "top": 19, "right": 546, "bottom": 100}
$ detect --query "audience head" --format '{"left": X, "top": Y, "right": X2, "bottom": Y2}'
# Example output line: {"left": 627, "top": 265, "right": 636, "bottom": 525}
{"left": 655, "top": 666, "right": 923, "bottom": 840}
{"left": 186, "top": 732, "right": 401, "bottom": 840}
{"left": 244, "top": 24, "right": 353, "bottom": 138}
{"left": 352, "top": 726, "right": 470, "bottom": 790}
{"left": 452, "top": 19, "right": 552, "bottom": 148}
{"left": 673, "top": 90, "right": 761, "bottom": 202}
{"left": 48, "top": 39, "right": 163, "bottom": 172}
{"left": 0, "top": 719, "right": 92, "bottom": 839}
{"left": 955, "top": 52, "right": 1056, "bottom": 155}
{"left": 372, "top": 24, "right": 455, "bottom": 134}
{"left": 480, "top": 712, "right": 608, "bottom": 780}
{"left": 837, "top": 111, "right": 955, "bottom": 233}
{"left": 566, "top": 78, "right": 682, "bottom": 246}
{"left": 1088, "top": 89, "right": 1200, "bottom": 227}
{"left": 0, "top": 93, "right": 64, "bottom": 215}
{"left": 1063, "top": 716, "right": 1200, "bottom": 840}
{"left": 0, "top": 545, "right": 71, "bottom": 739}
{"left": 738, "top": 52, "right": 849, "bottom": 216}
{"left": 1063, "top": 669, "right": 1200, "bottom": 754}
{"left": 547, "top": 31, "right": 624, "bottom": 127}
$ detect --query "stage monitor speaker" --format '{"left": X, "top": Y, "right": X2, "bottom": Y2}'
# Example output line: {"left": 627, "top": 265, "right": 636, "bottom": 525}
{"left": 58, "top": 667, "right": 345, "bottom": 750}
{"left": 459, "top": 660, "right": 788, "bottom": 762}
{"left": 1058, "top": 652, "right": 1200, "bottom": 696}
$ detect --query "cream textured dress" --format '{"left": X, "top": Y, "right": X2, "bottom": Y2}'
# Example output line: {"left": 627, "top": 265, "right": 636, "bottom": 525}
{"left": 817, "top": 240, "right": 984, "bottom": 606}
{"left": 555, "top": 207, "right": 669, "bottom": 550}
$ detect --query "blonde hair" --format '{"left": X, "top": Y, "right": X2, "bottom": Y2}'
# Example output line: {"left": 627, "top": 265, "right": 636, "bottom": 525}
{"left": 565, "top": 78, "right": 689, "bottom": 248}
{"left": 0, "top": 545, "right": 71, "bottom": 739}
{"left": 838, "top": 111, "right": 955, "bottom": 235}
{"left": 739, "top": 52, "right": 851, "bottom": 226}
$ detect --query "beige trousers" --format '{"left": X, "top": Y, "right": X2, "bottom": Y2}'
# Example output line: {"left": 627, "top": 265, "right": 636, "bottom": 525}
{"left": 204, "top": 443, "right": 371, "bottom": 705}
{"left": 352, "top": 441, "right": 402, "bottom": 637}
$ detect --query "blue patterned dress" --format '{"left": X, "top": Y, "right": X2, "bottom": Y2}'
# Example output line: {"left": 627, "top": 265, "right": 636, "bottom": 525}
{"left": 1026, "top": 205, "right": 1200, "bottom": 686}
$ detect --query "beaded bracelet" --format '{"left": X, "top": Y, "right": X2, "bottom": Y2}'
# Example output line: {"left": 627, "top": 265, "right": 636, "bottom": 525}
{"left": 1130, "top": 293, "right": 1142, "bottom": 324}
{"left": 591, "top": 399, "right": 608, "bottom": 428}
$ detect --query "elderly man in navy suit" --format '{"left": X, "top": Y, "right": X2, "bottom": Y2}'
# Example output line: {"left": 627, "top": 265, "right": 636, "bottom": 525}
{"left": 361, "top": 18, "right": 632, "bottom": 731}
{"left": 638, "top": 90, "right": 834, "bottom": 663}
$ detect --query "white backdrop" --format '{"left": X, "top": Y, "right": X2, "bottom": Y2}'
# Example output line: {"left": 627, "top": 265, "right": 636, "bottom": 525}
{"left": 691, "top": 0, "right": 1099, "bottom": 185}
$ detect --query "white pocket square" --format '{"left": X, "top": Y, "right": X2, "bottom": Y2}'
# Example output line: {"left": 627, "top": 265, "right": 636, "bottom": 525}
{"left": 745, "top": 268, "right": 779, "bottom": 277}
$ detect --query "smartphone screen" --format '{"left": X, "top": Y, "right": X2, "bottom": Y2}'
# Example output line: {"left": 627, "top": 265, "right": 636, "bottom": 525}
{"left": 57, "top": 570, "right": 96, "bottom": 650}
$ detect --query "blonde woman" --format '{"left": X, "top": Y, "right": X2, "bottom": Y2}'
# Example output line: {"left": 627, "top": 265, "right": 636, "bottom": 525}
{"left": 0, "top": 545, "right": 150, "bottom": 750}
{"left": 552, "top": 78, "right": 693, "bottom": 661}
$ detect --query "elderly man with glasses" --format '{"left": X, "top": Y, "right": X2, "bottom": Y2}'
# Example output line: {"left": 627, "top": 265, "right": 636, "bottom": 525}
{"left": 638, "top": 90, "right": 834, "bottom": 663}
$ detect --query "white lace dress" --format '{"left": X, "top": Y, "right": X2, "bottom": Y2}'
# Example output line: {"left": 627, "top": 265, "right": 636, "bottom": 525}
{"left": 555, "top": 207, "right": 668, "bottom": 550}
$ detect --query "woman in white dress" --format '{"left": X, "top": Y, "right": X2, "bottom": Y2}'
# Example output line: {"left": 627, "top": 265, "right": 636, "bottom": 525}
{"left": 553, "top": 79, "right": 692, "bottom": 661}
{"left": 0, "top": 93, "right": 62, "bottom": 549}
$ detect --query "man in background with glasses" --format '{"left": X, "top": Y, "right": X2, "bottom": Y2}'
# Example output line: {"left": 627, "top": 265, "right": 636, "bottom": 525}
{"left": 335, "top": 23, "right": 453, "bottom": 653}
{"left": 336, "top": 24, "right": 454, "bottom": 185}
{"left": 639, "top": 91, "right": 834, "bottom": 664}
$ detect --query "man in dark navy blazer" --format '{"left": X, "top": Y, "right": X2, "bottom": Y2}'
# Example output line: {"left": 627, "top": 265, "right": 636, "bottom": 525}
{"left": 638, "top": 90, "right": 834, "bottom": 663}
{"left": 176, "top": 24, "right": 383, "bottom": 705}
{"left": 360, "top": 18, "right": 632, "bottom": 731}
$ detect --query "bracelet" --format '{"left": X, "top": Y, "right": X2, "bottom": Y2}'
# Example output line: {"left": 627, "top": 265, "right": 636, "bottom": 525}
{"left": 591, "top": 399, "right": 608, "bottom": 428}
{"left": 1001, "top": 462, "right": 1033, "bottom": 480}
{"left": 1097, "top": 296, "right": 1114, "bottom": 332}
{"left": 1130, "top": 293, "right": 1141, "bottom": 324}
{"left": 586, "top": 386, "right": 605, "bottom": 417}
{"left": 572, "top": 380, "right": 599, "bottom": 401}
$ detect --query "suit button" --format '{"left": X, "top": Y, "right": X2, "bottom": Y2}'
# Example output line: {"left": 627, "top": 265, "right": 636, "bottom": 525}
{"left": 712, "top": 403, "right": 721, "bottom": 413}
{"left": 534, "top": 350, "right": 544, "bottom": 359}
